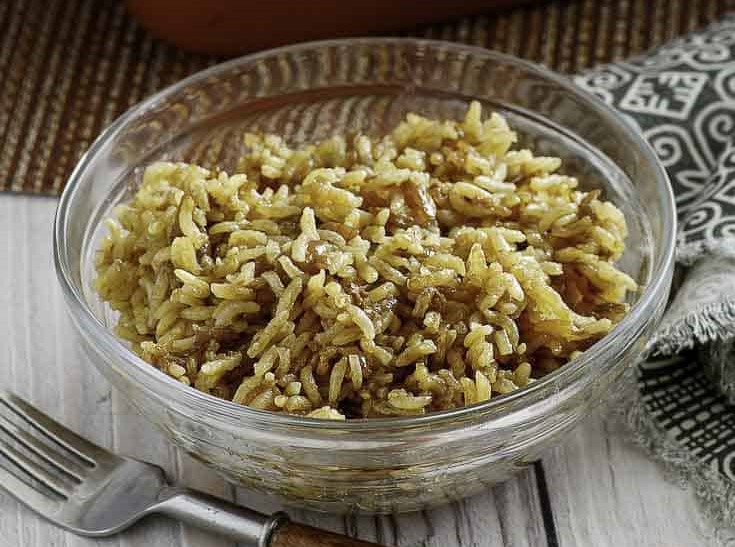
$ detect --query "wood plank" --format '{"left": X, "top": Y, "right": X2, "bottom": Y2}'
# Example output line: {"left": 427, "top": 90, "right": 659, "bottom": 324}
{"left": 1, "top": 197, "right": 118, "bottom": 547}
{"left": 0, "top": 194, "right": 719, "bottom": 547}
{"left": 0, "top": 195, "right": 552, "bottom": 546}
{"left": 112, "top": 395, "right": 181, "bottom": 547}
{"left": 176, "top": 451, "right": 236, "bottom": 547}
{"left": 239, "top": 454, "right": 549, "bottom": 547}
{"left": 0, "top": 194, "right": 24, "bottom": 547}
{"left": 541, "top": 411, "right": 725, "bottom": 546}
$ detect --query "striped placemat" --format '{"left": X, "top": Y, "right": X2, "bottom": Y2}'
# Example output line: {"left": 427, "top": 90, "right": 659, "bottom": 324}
{"left": 2, "top": 0, "right": 733, "bottom": 195}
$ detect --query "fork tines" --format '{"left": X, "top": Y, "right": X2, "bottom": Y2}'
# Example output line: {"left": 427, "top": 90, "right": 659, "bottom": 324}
{"left": 0, "top": 392, "right": 97, "bottom": 503}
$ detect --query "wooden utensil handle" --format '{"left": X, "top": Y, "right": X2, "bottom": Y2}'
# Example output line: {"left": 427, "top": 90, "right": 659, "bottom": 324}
{"left": 270, "top": 521, "right": 385, "bottom": 547}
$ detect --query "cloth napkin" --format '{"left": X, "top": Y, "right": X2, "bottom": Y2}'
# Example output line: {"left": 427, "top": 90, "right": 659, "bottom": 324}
{"left": 574, "top": 14, "right": 735, "bottom": 525}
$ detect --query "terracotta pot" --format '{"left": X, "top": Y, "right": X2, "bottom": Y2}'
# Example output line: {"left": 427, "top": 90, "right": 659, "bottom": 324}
{"left": 126, "top": 0, "right": 531, "bottom": 55}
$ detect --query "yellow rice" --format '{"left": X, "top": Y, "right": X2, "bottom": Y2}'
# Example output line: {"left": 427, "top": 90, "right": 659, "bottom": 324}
{"left": 94, "top": 101, "right": 636, "bottom": 419}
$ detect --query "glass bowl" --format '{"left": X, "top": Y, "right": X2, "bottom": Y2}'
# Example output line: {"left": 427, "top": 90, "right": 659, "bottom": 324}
{"left": 54, "top": 38, "right": 675, "bottom": 514}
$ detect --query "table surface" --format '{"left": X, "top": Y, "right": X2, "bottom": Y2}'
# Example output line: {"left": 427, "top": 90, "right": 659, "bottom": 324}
{"left": 0, "top": 194, "right": 724, "bottom": 547}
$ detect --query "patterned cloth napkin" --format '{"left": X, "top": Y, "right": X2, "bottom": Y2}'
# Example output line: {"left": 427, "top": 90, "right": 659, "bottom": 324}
{"left": 575, "top": 15, "right": 735, "bottom": 524}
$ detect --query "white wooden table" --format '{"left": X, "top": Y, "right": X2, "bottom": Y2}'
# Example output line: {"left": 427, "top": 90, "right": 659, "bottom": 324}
{"left": 0, "top": 194, "right": 721, "bottom": 547}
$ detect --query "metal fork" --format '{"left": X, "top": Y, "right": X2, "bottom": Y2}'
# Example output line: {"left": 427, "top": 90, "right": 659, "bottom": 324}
{"left": 0, "top": 391, "right": 380, "bottom": 547}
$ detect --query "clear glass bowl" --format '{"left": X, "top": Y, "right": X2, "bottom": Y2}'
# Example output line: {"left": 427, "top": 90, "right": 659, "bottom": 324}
{"left": 54, "top": 39, "right": 676, "bottom": 514}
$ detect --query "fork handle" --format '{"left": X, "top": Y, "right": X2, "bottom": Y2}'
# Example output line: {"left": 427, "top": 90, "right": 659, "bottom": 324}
{"left": 155, "top": 487, "right": 383, "bottom": 547}
{"left": 155, "top": 487, "right": 280, "bottom": 545}
{"left": 270, "top": 520, "right": 382, "bottom": 547}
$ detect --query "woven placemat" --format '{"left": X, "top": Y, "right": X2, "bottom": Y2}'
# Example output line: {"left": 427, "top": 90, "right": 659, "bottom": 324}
{"left": 2, "top": 0, "right": 733, "bottom": 195}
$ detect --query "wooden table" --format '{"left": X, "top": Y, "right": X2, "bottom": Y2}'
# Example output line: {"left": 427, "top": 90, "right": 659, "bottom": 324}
{"left": 0, "top": 194, "right": 720, "bottom": 547}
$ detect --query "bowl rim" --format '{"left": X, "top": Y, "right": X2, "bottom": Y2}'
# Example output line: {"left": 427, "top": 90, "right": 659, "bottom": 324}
{"left": 54, "top": 36, "right": 677, "bottom": 432}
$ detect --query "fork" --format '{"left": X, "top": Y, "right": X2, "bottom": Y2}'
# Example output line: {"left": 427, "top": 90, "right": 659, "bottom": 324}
{"left": 0, "top": 391, "right": 382, "bottom": 547}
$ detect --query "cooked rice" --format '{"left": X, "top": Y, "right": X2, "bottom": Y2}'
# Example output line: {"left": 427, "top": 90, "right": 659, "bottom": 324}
{"left": 94, "top": 101, "right": 636, "bottom": 419}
